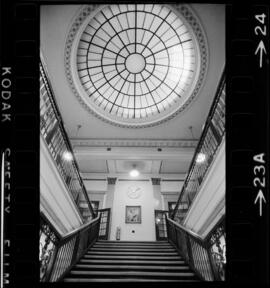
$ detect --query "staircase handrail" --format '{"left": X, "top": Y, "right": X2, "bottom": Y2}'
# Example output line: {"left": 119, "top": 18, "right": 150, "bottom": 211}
{"left": 61, "top": 215, "right": 101, "bottom": 242}
{"left": 166, "top": 217, "right": 204, "bottom": 243}
{"left": 171, "top": 69, "right": 225, "bottom": 222}
{"left": 166, "top": 214, "right": 225, "bottom": 281}
{"left": 40, "top": 55, "right": 96, "bottom": 221}
{"left": 40, "top": 213, "right": 101, "bottom": 282}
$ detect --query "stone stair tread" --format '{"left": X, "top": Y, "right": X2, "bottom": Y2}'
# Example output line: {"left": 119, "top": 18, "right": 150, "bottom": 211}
{"left": 83, "top": 255, "right": 182, "bottom": 260}
{"left": 86, "top": 251, "right": 178, "bottom": 255}
{"left": 91, "top": 247, "right": 175, "bottom": 251}
{"left": 93, "top": 246, "right": 173, "bottom": 250}
{"left": 97, "top": 240, "right": 168, "bottom": 243}
{"left": 69, "top": 270, "right": 196, "bottom": 277}
{"left": 94, "top": 242, "right": 172, "bottom": 248}
{"left": 74, "top": 264, "right": 190, "bottom": 271}
{"left": 64, "top": 278, "right": 200, "bottom": 282}
{"left": 80, "top": 259, "right": 185, "bottom": 265}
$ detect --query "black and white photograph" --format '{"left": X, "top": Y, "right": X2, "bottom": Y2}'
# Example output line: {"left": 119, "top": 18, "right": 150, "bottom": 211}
{"left": 39, "top": 3, "right": 226, "bottom": 282}
{"left": 1, "top": 0, "right": 269, "bottom": 285}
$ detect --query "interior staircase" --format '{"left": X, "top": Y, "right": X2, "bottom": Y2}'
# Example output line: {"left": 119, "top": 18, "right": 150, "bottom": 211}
{"left": 63, "top": 240, "right": 200, "bottom": 282}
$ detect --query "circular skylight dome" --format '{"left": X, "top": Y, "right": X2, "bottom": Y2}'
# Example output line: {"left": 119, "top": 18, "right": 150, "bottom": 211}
{"left": 66, "top": 4, "right": 208, "bottom": 128}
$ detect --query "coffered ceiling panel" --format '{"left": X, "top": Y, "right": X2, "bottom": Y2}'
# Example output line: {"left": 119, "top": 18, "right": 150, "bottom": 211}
{"left": 76, "top": 159, "right": 108, "bottom": 173}
{"left": 160, "top": 160, "right": 191, "bottom": 174}
{"left": 115, "top": 160, "right": 153, "bottom": 174}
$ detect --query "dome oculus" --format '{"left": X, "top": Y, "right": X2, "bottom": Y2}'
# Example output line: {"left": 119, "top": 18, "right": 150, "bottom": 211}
{"left": 67, "top": 4, "right": 207, "bottom": 128}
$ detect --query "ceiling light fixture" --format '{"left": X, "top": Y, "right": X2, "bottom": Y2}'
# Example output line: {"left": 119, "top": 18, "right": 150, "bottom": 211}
{"left": 63, "top": 151, "right": 73, "bottom": 161}
{"left": 129, "top": 165, "right": 139, "bottom": 177}
{"left": 196, "top": 152, "right": 206, "bottom": 164}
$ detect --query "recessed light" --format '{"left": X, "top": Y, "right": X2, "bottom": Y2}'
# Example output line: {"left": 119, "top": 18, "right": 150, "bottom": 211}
{"left": 130, "top": 169, "right": 139, "bottom": 177}
{"left": 62, "top": 151, "right": 73, "bottom": 161}
{"left": 196, "top": 152, "right": 206, "bottom": 163}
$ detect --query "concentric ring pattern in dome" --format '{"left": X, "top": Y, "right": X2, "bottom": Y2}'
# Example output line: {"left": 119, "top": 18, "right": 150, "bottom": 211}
{"left": 68, "top": 4, "right": 207, "bottom": 128}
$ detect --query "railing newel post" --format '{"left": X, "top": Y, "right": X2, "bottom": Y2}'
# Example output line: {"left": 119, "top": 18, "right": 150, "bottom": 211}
{"left": 206, "top": 246, "right": 219, "bottom": 281}
{"left": 70, "top": 232, "right": 80, "bottom": 266}
{"left": 174, "top": 225, "right": 178, "bottom": 248}
{"left": 46, "top": 242, "right": 59, "bottom": 282}
{"left": 186, "top": 233, "right": 194, "bottom": 269}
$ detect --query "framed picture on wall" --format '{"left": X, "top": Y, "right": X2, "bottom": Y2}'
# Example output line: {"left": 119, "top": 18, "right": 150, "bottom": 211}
{"left": 125, "top": 206, "right": 141, "bottom": 224}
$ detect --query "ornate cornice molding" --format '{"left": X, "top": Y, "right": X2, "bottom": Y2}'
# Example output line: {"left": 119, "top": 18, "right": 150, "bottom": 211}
{"left": 70, "top": 138, "right": 198, "bottom": 148}
{"left": 64, "top": 4, "right": 208, "bottom": 129}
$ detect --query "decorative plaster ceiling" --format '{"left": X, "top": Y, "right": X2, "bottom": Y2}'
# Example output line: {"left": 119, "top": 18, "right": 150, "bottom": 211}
{"left": 77, "top": 158, "right": 190, "bottom": 177}
{"left": 65, "top": 4, "right": 208, "bottom": 128}
{"left": 71, "top": 138, "right": 198, "bottom": 148}
{"left": 41, "top": 4, "right": 224, "bottom": 177}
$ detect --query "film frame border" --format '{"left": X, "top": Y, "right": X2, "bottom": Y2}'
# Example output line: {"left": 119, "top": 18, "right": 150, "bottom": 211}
{"left": 0, "top": 1, "right": 269, "bottom": 286}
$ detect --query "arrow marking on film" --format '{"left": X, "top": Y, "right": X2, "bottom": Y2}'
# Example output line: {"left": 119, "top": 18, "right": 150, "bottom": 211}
{"left": 254, "top": 190, "right": 266, "bottom": 216}
{"left": 255, "top": 40, "right": 267, "bottom": 68}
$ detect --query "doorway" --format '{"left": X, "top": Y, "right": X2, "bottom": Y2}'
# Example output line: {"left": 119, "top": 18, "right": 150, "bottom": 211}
{"left": 154, "top": 210, "right": 168, "bottom": 241}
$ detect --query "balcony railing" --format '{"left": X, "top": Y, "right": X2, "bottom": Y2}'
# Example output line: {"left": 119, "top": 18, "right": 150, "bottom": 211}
{"left": 172, "top": 71, "right": 225, "bottom": 223}
{"left": 40, "top": 60, "right": 95, "bottom": 222}
{"left": 166, "top": 216, "right": 225, "bottom": 281}
{"left": 40, "top": 213, "right": 100, "bottom": 282}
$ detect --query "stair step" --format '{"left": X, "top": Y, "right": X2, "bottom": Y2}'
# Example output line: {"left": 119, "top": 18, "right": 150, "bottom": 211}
{"left": 80, "top": 259, "right": 186, "bottom": 265}
{"left": 64, "top": 278, "right": 200, "bottom": 282}
{"left": 64, "top": 277, "right": 199, "bottom": 282}
{"left": 94, "top": 242, "right": 171, "bottom": 247}
{"left": 74, "top": 264, "right": 190, "bottom": 271}
{"left": 89, "top": 247, "right": 175, "bottom": 252}
{"left": 69, "top": 270, "right": 196, "bottom": 278}
{"left": 86, "top": 251, "right": 178, "bottom": 256}
{"left": 83, "top": 255, "right": 182, "bottom": 260}
{"left": 93, "top": 244, "right": 173, "bottom": 249}
{"left": 97, "top": 240, "right": 168, "bottom": 244}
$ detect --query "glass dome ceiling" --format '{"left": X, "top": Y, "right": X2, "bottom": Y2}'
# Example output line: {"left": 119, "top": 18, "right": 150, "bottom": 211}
{"left": 67, "top": 4, "right": 207, "bottom": 128}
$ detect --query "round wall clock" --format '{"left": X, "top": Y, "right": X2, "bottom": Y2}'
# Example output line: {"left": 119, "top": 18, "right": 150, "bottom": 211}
{"left": 127, "top": 185, "right": 142, "bottom": 199}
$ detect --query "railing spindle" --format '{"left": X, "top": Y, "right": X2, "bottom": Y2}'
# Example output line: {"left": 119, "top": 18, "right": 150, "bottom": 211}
{"left": 40, "top": 60, "right": 96, "bottom": 222}
{"left": 40, "top": 214, "right": 101, "bottom": 282}
{"left": 166, "top": 216, "right": 225, "bottom": 281}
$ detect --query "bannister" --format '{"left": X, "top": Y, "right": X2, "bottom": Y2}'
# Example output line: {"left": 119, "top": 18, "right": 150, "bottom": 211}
{"left": 40, "top": 59, "right": 95, "bottom": 222}
{"left": 40, "top": 213, "right": 101, "bottom": 282}
{"left": 166, "top": 216, "right": 225, "bottom": 281}
{"left": 172, "top": 71, "right": 225, "bottom": 223}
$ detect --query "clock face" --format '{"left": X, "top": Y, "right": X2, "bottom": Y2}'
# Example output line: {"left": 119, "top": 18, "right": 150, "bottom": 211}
{"left": 127, "top": 185, "right": 142, "bottom": 199}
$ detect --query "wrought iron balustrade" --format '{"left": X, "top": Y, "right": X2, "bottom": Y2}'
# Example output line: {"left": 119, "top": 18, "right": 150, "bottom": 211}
{"left": 166, "top": 216, "right": 225, "bottom": 281}
{"left": 172, "top": 72, "right": 225, "bottom": 223}
{"left": 40, "top": 213, "right": 101, "bottom": 282}
{"left": 40, "top": 61, "right": 95, "bottom": 222}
